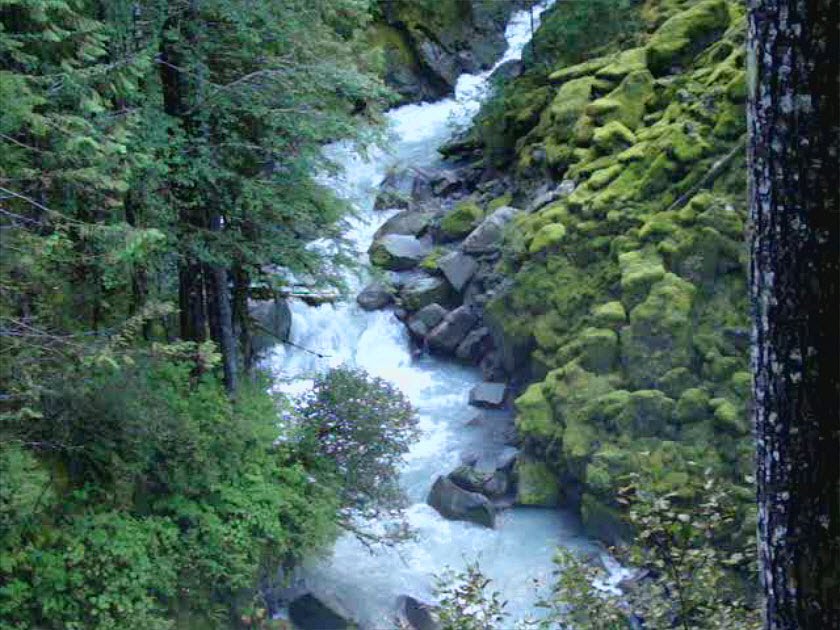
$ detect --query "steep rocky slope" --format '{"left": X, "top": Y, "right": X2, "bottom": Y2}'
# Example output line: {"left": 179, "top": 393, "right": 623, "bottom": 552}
{"left": 481, "top": 0, "right": 753, "bottom": 544}
{"left": 366, "top": 0, "right": 523, "bottom": 103}
{"left": 366, "top": 0, "right": 753, "bottom": 547}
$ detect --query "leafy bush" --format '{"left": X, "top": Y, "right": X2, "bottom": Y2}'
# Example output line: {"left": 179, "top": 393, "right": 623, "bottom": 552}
{"left": 295, "top": 366, "right": 418, "bottom": 513}
{"left": 0, "top": 361, "right": 340, "bottom": 628}
{"left": 434, "top": 562, "right": 507, "bottom": 630}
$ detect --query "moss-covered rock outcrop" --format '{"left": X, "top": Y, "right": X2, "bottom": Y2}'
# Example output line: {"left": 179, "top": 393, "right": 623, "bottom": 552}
{"left": 367, "top": 0, "right": 520, "bottom": 104}
{"left": 460, "top": 0, "right": 752, "bottom": 545}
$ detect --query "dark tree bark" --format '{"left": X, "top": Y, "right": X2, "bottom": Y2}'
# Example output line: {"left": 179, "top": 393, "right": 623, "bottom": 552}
{"left": 232, "top": 263, "right": 255, "bottom": 373}
{"left": 747, "top": 0, "right": 840, "bottom": 627}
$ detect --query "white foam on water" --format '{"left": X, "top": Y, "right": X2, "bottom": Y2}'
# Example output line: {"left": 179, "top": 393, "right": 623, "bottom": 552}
{"left": 263, "top": 2, "right": 629, "bottom": 626}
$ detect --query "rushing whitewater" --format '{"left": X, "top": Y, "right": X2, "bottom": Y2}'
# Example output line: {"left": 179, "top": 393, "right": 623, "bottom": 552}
{"left": 265, "top": 3, "right": 613, "bottom": 626}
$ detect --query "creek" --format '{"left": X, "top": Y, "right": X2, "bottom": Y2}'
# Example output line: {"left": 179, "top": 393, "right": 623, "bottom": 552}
{"left": 265, "top": 3, "right": 619, "bottom": 626}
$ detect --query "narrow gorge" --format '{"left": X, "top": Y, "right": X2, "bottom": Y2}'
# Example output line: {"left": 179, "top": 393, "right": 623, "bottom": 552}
{"left": 264, "top": 0, "right": 753, "bottom": 626}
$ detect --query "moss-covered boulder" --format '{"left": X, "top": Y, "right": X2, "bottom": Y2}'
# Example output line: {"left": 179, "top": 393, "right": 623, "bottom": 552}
{"left": 591, "top": 301, "right": 627, "bottom": 328}
{"left": 439, "top": 199, "right": 484, "bottom": 240}
{"left": 528, "top": 223, "right": 566, "bottom": 253}
{"left": 515, "top": 458, "right": 562, "bottom": 507}
{"left": 621, "top": 273, "right": 696, "bottom": 388}
{"left": 646, "top": 0, "right": 731, "bottom": 75}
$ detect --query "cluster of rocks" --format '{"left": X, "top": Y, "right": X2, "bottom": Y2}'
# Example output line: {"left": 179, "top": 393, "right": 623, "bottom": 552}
{"left": 358, "top": 163, "right": 577, "bottom": 531}
{"left": 371, "top": 0, "right": 522, "bottom": 104}
{"left": 359, "top": 164, "right": 526, "bottom": 381}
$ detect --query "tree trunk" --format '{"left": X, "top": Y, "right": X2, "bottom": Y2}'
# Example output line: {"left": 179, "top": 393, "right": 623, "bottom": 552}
{"left": 232, "top": 263, "right": 255, "bottom": 373}
{"left": 206, "top": 212, "right": 238, "bottom": 394}
{"left": 747, "top": 0, "right": 840, "bottom": 627}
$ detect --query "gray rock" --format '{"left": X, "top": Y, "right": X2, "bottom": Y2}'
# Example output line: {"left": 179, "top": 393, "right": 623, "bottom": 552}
{"left": 427, "top": 306, "right": 477, "bottom": 353}
{"left": 462, "top": 206, "right": 522, "bottom": 254}
{"left": 400, "top": 276, "right": 452, "bottom": 312}
{"left": 427, "top": 476, "right": 495, "bottom": 528}
{"left": 369, "top": 234, "right": 432, "bottom": 270}
{"left": 250, "top": 298, "right": 292, "bottom": 355}
{"left": 448, "top": 465, "right": 511, "bottom": 500}
{"left": 479, "top": 351, "right": 506, "bottom": 382}
{"left": 288, "top": 594, "right": 350, "bottom": 630}
{"left": 431, "top": 170, "right": 462, "bottom": 196}
{"left": 490, "top": 59, "right": 523, "bottom": 82}
{"left": 494, "top": 446, "right": 519, "bottom": 471}
{"left": 438, "top": 251, "right": 478, "bottom": 292}
{"left": 417, "top": 37, "right": 460, "bottom": 89}
{"left": 374, "top": 210, "right": 434, "bottom": 240}
{"left": 407, "top": 303, "right": 448, "bottom": 338}
{"left": 374, "top": 169, "right": 415, "bottom": 210}
{"left": 396, "top": 595, "right": 440, "bottom": 630}
{"left": 469, "top": 382, "right": 507, "bottom": 408}
{"left": 525, "top": 180, "right": 576, "bottom": 213}
{"left": 356, "top": 282, "right": 393, "bottom": 311}
{"left": 455, "top": 326, "right": 492, "bottom": 363}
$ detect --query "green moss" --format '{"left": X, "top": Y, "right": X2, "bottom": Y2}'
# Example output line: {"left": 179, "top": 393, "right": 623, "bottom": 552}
{"left": 646, "top": 0, "right": 731, "bottom": 75}
{"left": 616, "top": 389, "right": 676, "bottom": 437}
{"left": 592, "top": 120, "right": 637, "bottom": 154}
{"left": 591, "top": 301, "right": 627, "bottom": 328}
{"left": 595, "top": 47, "right": 649, "bottom": 80}
{"left": 541, "top": 76, "right": 600, "bottom": 143}
{"left": 516, "top": 458, "right": 562, "bottom": 507}
{"left": 587, "top": 70, "right": 655, "bottom": 131}
{"left": 549, "top": 56, "right": 611, "bottom": 83}
{"left": 713, "top": 399, "right": 749, "bottom": 435}
{"left": 515, "top": 383, "right": 558, "bottom": 441}
{"left": 557, "top": 327, "right": 619, "bottom": 374}
{"left": 529, "top": 223, "right": 567, "bottom": 253}
{"left": 440, "top": 199, "right": 483, "bottom": 239}
{"left": 713, "top": 101, "right": 745, "bottom": 138}
{"left": 420, "top": 247, "right": 446, "bottom": 272}
{"left": 639, "top": 153, "right": 678, "bottom": 196}
{"left": 588, "top": 164, "right": 623, "bottom": 190}
{"left": 622, "top": 273, "right": 696, "bottom": 388}
{"left": 726, "top": 71, "right": 747, "bottom": 101}
{"left": 619, "top": 249, "right": 666, "bottom": 308}
{"left": 675, "top": 387, "right": 710, "bottom": 423}
{"left": 658, "top": 366, "right": 696, "bottom": 397}
{"left": 487, "top": 193, "right": 513, "bottom": 211}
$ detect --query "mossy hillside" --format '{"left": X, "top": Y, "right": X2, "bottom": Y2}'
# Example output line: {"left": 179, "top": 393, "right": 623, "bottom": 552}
{"left": 485, "top": 0, "right": 752, "bottom": 543}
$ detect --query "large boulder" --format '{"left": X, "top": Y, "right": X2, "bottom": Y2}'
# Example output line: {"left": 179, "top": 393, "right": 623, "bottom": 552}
{"left": 288, "top": 594, "right": 351, "bottom": 630}
{"left": 374, "top": 169, "right": 415, "bottom": 210}
{"left": 356, "top": 281, "right": 393, "bottom": 311}
{"left": 400, "top": 275, "right": 453, "bottom": 311}
{"left": 407, "top": 303, "right": 448, "bottom": 338}
{"left": 455, "top": 326, "right": 493, "bottom": 363}
{"left": 249, "top": 298, "right": 292, "bottom": 355}
{"left": 469, "top": 382, "right": 507, "bottom": 408}
{"left": 427, "top": 306, "right": 477, "bottom": 353}
{"left": 374, "top": 210, "right": 434, "bottom": 240}
{"left": 515, "top": 458, "right": 562, "bottom": 507}
{"left": 369, "top": 235, "right": 432, "bottom": 270}
{"left": 427, "top": 476, "right": 495, "bottom": 528}
{"left": 438, "top": 251, "right": 478, "bottom": 292}
{"left": 448, "top": 465, "right": 511, "bottom": 500}
{"left": 462, "top": 206, "right": 522, "bottom": 255}
{"left": 396, "top": 595, "right": 440, "bottom": 630}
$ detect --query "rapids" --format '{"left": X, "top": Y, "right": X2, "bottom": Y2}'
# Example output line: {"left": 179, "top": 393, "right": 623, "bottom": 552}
{"left": 265, "top": 3, "right": 624, "bottom": 626}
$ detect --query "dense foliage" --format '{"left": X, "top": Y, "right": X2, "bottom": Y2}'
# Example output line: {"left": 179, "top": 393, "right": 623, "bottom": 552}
{"left": 0, "top": 0, "right": 396, "bottom": 626}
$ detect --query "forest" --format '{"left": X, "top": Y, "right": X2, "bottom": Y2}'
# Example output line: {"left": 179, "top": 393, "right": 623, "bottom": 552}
{"left": 0, "top": 0, "right": 837, "bottom": 629}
